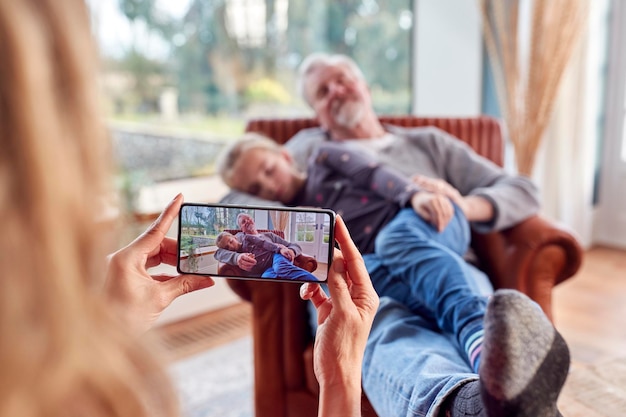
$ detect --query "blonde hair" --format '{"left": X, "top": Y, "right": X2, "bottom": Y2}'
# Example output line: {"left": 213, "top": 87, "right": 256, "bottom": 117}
{"left": 215, "top": 231, "right": 232, "bottom": 249}
{"left": 216, "top": 132, "right": 284, "bottom": 189}
{"left": 0, "top": 1, "right": 178, "bottom": 416}
{"left": 297, "top": 53, "right": 366, "bottom": 105}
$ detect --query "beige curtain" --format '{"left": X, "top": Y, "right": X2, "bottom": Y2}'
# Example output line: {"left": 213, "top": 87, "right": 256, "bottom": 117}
{"left": 269, "top": 210, "right": 289, "bottom": 232}
{"left": 479, "top": 0, "right": 588, "bottom": 175}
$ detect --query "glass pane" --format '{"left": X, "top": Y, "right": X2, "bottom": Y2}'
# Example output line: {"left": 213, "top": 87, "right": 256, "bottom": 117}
{"left": 295, "top": 212, "right": 315, "bottom": 242}
{"left": 88, "top": 0, "right": 413, "bottom": 209}
{"left": 322, "top": 215, "right": 330, "bottom": 244}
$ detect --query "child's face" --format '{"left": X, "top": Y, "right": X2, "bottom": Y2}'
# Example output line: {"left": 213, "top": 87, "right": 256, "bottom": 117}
{"left": 220, "top": 234, "right": 242, "bottom": 251}
{"left": 229, "top": 147, "right": 302, "bottom": 203}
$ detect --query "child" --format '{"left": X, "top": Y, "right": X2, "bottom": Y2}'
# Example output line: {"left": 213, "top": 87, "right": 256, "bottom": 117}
{"left": 218, "top": 133, "right": 486, "bottom": 373}
{"left": 215, "top": 231, "right": 320, "bottom": 282}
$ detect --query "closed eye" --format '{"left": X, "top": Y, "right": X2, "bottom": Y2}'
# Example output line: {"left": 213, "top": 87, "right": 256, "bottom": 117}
{"left": 316, "top": 85, "right": 329, "bottom": 99}
{"left": 248, "top": 182, "right": 260, "bottom": 196}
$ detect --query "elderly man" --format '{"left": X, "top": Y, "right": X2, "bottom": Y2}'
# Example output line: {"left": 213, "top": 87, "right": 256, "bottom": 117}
{"left": 289, "top": 53, "right": 539, "bottom": 229}
{"left": 214, "top": 212, "right": 302, "bottom": 272}
{"left": 290, "top": 54, "right": 571, "bottom": 417}
{"left": 220, "top": 54, "right": 568, "bottom": 417}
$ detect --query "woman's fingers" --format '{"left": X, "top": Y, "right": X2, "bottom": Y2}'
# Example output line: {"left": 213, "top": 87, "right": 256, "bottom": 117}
{"left": 333, "top": 216, "right": 369, "bottom": 287}
{"left": 132, "top": 194, "right": 183, "bottom": 256}
{"left": 300, "top": 282, "right": 329, "bottom": 308}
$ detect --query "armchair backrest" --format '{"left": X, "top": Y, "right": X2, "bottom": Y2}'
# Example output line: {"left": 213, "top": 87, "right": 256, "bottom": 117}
{"left": 245, "top": 115, "right": 504, "bottom": 167}
{"left": 224, "top": 229, "right": 285, "bottom": 239}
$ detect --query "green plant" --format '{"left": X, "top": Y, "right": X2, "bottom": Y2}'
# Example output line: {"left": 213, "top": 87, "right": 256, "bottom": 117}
{"left": 180, "top": 235, "right": 200, "bottom": 273}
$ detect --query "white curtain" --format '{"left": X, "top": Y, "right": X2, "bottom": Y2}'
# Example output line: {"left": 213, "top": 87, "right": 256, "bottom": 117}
{"left": 532, "top": 1, "right": 607, "bottom": 248}
{"left": 479, "top": 0, "right": 589, "bottom": 175}
{"left": 269, "top": 210, "right": 289, "bottom": 232}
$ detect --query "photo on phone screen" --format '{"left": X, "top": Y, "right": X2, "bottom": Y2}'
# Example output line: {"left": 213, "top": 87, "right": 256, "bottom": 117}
{"left": 177, "top": 203, "right": 335, "bottom": 283}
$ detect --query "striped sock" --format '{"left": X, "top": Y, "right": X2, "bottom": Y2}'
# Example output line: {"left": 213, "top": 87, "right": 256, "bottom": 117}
{"left": 460, "top": 323, "right": 484, "bottom": 373}
{"left": 465, "top": 329, "right": 484, "bottom": 373}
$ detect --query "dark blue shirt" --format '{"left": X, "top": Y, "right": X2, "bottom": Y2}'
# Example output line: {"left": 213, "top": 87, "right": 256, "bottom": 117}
{"left": 292, "top": 142, "right": 420, "bottom": 254}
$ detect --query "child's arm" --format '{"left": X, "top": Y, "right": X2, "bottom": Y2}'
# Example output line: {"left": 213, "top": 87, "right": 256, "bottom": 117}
{"left": 314, "top": 143, "right": 457, "bottom": 231}
{"left": 313, "top": 143, "right": 420, "bottom": 207}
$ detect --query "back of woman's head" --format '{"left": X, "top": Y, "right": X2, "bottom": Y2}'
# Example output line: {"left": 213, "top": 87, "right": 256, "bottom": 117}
{"left": 0, "top": 1, "right": 178, "bottom": 416}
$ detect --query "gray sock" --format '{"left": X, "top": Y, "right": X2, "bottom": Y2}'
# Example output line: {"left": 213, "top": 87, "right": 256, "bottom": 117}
{"left": 440, "top": 381, "right": 487, "bottom": 417}
{"left": 479, "top": 289, "right": 569, "bottom": 417}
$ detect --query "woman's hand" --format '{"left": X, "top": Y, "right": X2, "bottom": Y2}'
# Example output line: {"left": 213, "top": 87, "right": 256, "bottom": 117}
{"left": 300, "top": 216, "right": 379, "bottom": 417}
{"left": 105, "top": 194, "right": 215, "bottom": 333}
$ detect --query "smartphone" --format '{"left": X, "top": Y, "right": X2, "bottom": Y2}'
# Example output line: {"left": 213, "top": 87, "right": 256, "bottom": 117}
{"left": 177, "top": 203, "right": 335, "bottom": 283}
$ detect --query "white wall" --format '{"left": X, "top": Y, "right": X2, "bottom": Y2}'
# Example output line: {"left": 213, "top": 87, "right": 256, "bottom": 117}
{"left": 413, "top": 0, "right": 483, "bottom": 116}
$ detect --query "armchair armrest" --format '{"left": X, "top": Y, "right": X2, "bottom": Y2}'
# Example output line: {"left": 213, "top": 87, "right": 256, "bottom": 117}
{"left": 470, "top": 214, "right": 583, "bottom": 321}
{"left": 224, "top": 253, "right": 318, "bottom": 302}
{"left": 225, "top": 264, "right": 319, "bottom": 417}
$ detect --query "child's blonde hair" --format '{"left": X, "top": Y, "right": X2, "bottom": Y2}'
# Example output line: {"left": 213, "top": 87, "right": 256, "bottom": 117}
{"left": 215, "top": 231, "right": 232, "bottom": 249}
{"left": 217, "top": 132, "right": 283, "bottom": 188}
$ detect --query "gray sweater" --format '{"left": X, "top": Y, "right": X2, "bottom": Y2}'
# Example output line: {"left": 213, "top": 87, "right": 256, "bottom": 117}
{"left": 285, "top": 125, "right": 539, "bottom": 232}
{"left": 221, "top": 124, "right": 540, "bottom": 233}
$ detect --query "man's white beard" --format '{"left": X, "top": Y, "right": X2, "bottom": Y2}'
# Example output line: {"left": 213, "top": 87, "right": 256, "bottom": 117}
{"left": 333, "top": 100, "right": 365, "bottom": 129}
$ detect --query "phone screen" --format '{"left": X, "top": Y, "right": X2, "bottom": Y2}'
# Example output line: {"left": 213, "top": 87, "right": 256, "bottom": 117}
{"left": 177, "top": 203, "right": 335, "bottom": 283}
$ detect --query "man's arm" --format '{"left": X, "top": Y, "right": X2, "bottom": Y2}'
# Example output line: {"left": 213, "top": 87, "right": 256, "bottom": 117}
{"left": 393, "top": 126, "right": 540, "bottom": 231}
{"left": 411, "top": 175, "right": 494, "bottom": 223}
{"left": 438, "top": 135, "right": 539, "bottom": 231}
{"left": 262, "top": 232, "right": 303, "bottom": 258}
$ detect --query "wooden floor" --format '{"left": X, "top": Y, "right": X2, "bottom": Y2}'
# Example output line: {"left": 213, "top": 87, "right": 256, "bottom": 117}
{"left": 553, "top": 245, "right": 626, "bottom": 363}
{"left": 553, "top": 246, "right": 626, "bottom": 415}
{"left": 157, "top": 246, "right": 626, "bottom": 413}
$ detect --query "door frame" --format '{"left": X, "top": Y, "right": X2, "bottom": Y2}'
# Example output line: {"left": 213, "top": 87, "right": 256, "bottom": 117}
{"left": 594, "top": 0, "right": 626, "bottom": 248}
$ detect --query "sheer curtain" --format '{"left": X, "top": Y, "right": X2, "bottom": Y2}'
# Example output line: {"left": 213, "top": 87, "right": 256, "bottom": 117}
{"left": 533, "top": 0, "right": 609, "bottom": 248}
{"left": 269, "top": 210, "right": 289, "bottom": 232}
{"left": 479, "top": 0, "right": 589, "bottom": 175}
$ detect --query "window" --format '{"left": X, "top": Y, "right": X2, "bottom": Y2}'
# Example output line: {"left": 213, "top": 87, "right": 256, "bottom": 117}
{"left": 89, "top": 0, "right": 413, "bottom": 208}
{"left": 295, "top": 212, "right": 316, "bottom": 243}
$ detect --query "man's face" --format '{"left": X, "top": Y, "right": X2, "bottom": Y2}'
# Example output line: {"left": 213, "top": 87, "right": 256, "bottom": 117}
{"left": 304, "top": 63, "right": 372, "bottom": 135}
{"left": 237, "top": 214, "right": 258, "bottom": 235}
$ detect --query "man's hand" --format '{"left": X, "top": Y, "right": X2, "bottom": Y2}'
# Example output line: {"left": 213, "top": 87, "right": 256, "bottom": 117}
{"left": 280, "top": 247, "right": 296, "bottom": 262}
{"left": 412, "top": 174, "right": 495, "bottom": 223}
{"left": 410, "top": 191, "right": 455, "bottom": 232}
{"left": 236, "top": 253, "right": 257, "bottom": 271}
{"left": 411, "top": 175, "right": 468, "bottom": 214}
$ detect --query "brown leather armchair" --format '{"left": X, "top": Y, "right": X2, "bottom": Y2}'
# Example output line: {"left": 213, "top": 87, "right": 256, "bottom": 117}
{"left": 217, "top": 229, "right": 318, "bottom": 280}
{"left": 226, "top": 115, "right": 584, "bottom": 417}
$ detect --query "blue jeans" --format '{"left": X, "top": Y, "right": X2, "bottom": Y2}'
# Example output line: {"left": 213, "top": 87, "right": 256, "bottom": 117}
{"left": 261, "top": 253, "right": 319, "bottom": 282}
{"left": 308, "top": 207, "right": 494, "bottom": 416}
{"left": 362, "top": 296, "right": 478, "bottom": 417}
{"left": 372, "top": 208, "right": 487, "bottom": 349}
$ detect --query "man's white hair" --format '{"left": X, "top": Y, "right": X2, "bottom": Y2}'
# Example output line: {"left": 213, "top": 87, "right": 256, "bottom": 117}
{"left": 297, "top": 53, "right": 366, "bottom": 106}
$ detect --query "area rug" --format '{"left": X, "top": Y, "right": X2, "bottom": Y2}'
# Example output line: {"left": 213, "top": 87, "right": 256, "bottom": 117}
{"left": 558, "top": 357, "right": 626, "bottom": 417}
{"left": 169, "top": 336, "right": 253, "bottom": 417}
{"left": 169, "top": 336, "right": 626, "bottom": 417}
